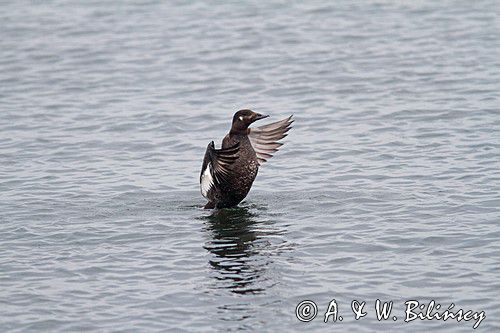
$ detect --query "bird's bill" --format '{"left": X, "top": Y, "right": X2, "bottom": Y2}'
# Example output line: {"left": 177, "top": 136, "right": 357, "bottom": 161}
{"left": 253, "top": 113, "right": 269, "bottom": 122}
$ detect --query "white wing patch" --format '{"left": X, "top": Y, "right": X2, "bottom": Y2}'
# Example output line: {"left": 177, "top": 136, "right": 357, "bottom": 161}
{"left": 200, "top": 162, "right": 214, "bottom": 198}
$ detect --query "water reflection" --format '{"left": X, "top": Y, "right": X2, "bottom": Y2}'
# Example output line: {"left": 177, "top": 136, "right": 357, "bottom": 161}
{"left": 202, "top": 205, "right": 276, "bottom": 295}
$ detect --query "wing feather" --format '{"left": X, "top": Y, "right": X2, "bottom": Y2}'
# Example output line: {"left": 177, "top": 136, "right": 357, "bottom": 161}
{"left": 200, "top": 141, "right": 240, "bottom": 198}
{"left": 248, "top": 115, "right": 293, "bottom": 164}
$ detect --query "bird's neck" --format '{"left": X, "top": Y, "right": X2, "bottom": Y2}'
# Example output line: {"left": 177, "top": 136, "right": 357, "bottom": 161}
{"left": 229, "top": 125, "right": 249, "bottom": 136}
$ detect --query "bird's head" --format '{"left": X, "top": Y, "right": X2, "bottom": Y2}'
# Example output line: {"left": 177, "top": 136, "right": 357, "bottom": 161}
{"left": 230, "top": 109, "right": 269, "bottom": 133}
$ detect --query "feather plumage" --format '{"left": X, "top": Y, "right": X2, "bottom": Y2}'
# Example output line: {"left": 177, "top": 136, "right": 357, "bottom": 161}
{"left": 248, "top": 115, "right": 293, "bottom": 164}
{"left": 199, "top": 141, "right": 240, "bottom": 198}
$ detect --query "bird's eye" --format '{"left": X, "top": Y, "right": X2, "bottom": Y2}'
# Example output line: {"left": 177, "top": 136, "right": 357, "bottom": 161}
{"left": 239, "top": 116, "right": 244, "bottom": 121}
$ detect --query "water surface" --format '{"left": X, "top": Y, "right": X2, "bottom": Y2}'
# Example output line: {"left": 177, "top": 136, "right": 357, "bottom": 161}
{"left": 1, "top": 1, "right": 499, "bottom": 332}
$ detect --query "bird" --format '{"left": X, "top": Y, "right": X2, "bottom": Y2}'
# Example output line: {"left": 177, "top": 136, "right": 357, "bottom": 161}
{"left": 200, "top": 109, "right": 293, "bottom": 209}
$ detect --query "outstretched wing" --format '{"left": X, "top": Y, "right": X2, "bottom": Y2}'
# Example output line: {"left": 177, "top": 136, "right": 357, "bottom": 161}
{"left": 248, "top": 115, "right": 293, "bottom": 165}
{"left": 200, "top": 141, "right": 240, "bottom": 198}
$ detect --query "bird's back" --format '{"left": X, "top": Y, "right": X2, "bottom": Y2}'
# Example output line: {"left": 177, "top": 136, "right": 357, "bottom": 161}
{"left": 217, "top": 133, "right": 259, "bottom": 206}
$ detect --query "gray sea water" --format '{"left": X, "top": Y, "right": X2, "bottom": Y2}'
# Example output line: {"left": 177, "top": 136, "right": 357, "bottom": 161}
{"left": 1, "top": 1, "right": 499, "bottom": 332}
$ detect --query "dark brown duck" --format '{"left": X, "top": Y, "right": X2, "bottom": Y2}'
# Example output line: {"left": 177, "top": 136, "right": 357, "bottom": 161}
{"left": 200, "top": 109, "right": 293, "bottom": 209}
